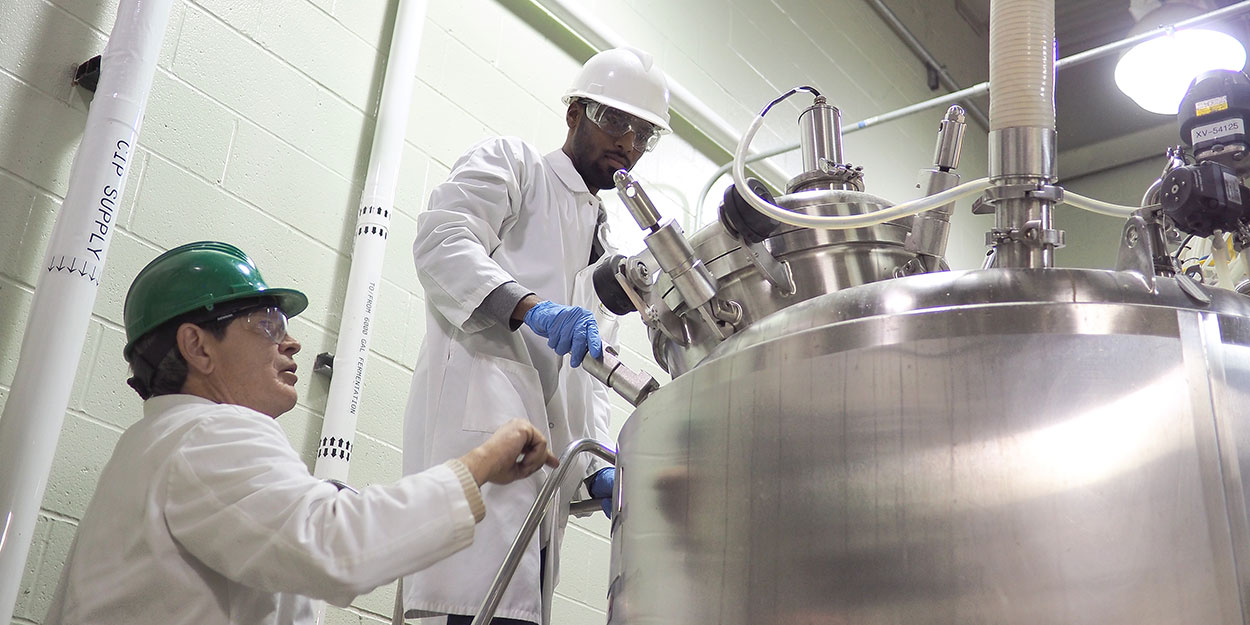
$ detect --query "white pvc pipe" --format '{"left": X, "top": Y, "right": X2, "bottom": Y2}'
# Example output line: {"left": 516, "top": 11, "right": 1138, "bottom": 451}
{"left": 0, "top": 0, "right": 172, "bottom": 621}
{"left": 989, "top": 0, "right": 1055, "bottom": 130}
{"left": 312, "top": 0, "right": 427, "bottom": 482}
{"left": 731, "top": 105, "right": 993, "bottom": 230}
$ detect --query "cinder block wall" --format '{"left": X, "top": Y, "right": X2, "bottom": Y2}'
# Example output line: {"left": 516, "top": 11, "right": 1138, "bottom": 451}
{"left": 1, "top": 1, "right": 990, "bottom": 623}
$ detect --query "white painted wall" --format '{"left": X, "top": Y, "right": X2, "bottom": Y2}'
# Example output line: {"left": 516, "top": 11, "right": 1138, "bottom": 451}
{"left": 1, "top": 1, "right": 1001, "bottom": 624}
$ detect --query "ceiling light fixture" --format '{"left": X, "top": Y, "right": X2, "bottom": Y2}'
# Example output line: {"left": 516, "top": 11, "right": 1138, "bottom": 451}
{"left": 1115, "top": 0, "right": 1247, "bottom": 115}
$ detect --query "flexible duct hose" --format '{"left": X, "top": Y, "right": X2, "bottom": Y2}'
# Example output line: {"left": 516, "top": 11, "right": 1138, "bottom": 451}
{"left": 989, "top": 0, "right": 1055, "bottom": 130}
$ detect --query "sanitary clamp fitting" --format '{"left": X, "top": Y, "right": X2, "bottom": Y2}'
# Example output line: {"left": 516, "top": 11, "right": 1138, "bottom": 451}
{"left": 986, "top": 220, "right": 1066, "bottom": 248}
{"left": 971, "top": 183, "right": 1065, "bottom": 214}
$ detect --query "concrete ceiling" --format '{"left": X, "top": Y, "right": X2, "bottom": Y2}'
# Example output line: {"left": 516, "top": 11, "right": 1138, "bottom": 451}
{"left": 879, "top": 0, "right": 1250, "bottom": 180}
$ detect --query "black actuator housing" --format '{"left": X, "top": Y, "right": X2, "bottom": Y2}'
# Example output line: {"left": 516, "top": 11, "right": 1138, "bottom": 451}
{"left": 1160, "top": 160, "right": 1250, "bottom": 237}
{"left": 1179, "top": 70, "right": 1250, "bottom": 174}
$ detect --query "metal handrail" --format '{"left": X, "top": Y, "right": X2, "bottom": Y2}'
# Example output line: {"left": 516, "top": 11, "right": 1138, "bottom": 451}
{"left": 470, "top": 438, "right": 618, "bottom": 625}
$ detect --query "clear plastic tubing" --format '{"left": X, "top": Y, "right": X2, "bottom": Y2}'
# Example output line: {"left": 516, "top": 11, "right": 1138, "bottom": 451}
{"left": 731, "top": 111, "right": 992, "bottom": 230}
{"left": 1061, "top": 191, "right": 1144, "bottom": 218}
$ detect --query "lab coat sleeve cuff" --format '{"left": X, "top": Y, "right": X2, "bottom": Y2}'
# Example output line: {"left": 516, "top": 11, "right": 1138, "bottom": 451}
{"left": 476, "top": 281, "right": 535, "bottom": 332}
{"left": 444, "top": 459, "right": 486, "bottom": 523}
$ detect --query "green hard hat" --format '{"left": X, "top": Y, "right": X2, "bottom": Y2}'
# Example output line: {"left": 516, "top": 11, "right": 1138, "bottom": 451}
{"left": 122, "top": 241, "right": 308, "bottom": 361}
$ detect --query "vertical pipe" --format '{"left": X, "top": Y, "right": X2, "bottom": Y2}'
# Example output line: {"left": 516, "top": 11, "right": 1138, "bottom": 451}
{"left": 988, "top": 0, "right": 1058, "bottom": 268}
{"left": 312, "top": 0, "right": 427, "bottom": 482}
{"left": 0, "top": 0, "right": 173, "bottom": 620}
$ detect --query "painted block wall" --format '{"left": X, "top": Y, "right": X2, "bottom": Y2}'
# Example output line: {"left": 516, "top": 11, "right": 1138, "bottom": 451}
{"left": 1, "top": 1, "right": 993, "bottom": 624}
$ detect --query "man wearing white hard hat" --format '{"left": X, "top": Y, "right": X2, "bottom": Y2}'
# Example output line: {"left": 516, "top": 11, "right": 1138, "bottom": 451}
{"left": 400, "top": 47, "right": 671, "bottom": 625}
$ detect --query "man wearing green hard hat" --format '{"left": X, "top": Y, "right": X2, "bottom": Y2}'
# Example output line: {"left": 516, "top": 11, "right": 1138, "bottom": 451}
{"left": 45, "top": 241, "right": 558, "bottom": 625}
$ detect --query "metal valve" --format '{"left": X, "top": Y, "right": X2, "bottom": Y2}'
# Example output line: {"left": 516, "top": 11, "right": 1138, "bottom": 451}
{"left": 580, "top": 345, "right": 661, "bottom": 406}
{"left": 614, "top": 170, "right": 736, "bottom": 339}
{"left": 904, "top": 105, "right": 967, "bottom": 272}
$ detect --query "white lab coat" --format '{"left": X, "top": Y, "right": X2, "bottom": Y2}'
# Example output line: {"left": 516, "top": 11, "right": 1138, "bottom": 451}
{"left": 45, "top": 394, "right": 480, "bottom": 625}
{"left": 402, "top": 137, "right": 616, "bottom": 624}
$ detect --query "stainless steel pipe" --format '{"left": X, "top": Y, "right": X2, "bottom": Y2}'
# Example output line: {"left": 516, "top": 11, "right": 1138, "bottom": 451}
{"left": 471, "top": 439, "right": 617, "bottom": 625}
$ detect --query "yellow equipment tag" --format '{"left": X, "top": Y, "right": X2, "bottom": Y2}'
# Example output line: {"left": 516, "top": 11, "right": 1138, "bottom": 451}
{"left": 1196, "top": 96, "right": 1229, "bottom": 116}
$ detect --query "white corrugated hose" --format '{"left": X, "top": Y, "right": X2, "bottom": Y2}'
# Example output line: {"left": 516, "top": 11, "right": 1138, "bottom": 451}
{"left": 989, "top": 0, "right": 1055, "bottom": 130}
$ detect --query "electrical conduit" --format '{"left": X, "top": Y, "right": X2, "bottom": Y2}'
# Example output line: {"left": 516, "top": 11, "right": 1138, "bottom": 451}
{"left": 313, "top": 0, "right": 428, "bottom": 482}
{"left": 0, "top": 0, "right": 173, "bottom": 621}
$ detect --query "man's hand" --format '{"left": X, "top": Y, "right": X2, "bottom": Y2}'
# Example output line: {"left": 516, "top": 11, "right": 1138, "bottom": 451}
{"left": 522, "top": 300, "right": 603, "bottom": 367}
{"left": 459, "top": 419, "right": 559, "bottom": 486}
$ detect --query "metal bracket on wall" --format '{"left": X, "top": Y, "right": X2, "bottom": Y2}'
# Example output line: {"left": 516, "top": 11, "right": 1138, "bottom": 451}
{"left": 314, "top": 352, "right": 334, "bottom": 378}
{"left": 73, "top": 55, "right": 101, "bottom": 93}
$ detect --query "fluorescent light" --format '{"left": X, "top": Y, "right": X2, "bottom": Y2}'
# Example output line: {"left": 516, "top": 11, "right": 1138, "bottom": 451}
{"left": 1115, "top": 28, "right": 1247, "bottom": 115}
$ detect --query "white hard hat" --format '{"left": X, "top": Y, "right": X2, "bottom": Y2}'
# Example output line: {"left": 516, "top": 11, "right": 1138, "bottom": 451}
{"left": 563, "top": 47, "right": 672, "bottom": 133}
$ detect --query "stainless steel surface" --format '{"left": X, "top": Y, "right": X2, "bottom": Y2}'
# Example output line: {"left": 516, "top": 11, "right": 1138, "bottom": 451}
{"left": 568, "top": 498, "right": 607, "bottom": 516}
{"left": 471, "top": 439, "right": 616, "bottom": 625}
{"left": 615, "top": 170, "right": 661, "bottom": 230}
{"left": 323, "top": 478, "right": 358, "bottom": 494}
{"left": 580, "top": 345, "right": 660, "bottom": 407}
{"left": 988, "top": 128, "right": 1059, "bottom": 269}
{"left": 798, "top": 96, "right": 842, "bottom": 173}
{"left": 609, "top": 268, "right": 1250, "bottom": 625}
{"left": 651, "top": 188, "right": 916, "bottom": 375}
{"left": 988, "top": 127, "right": 1057, "bottom": 180}
{"left": 932, "top": 105, "right": 966, "bottom": 170}
{"left": 905, "top": 106, "right": 967, "bottom": 267}
{"left": 1114, "top": 214, "right": 1157, "bottom": 287}
{"left": 616, "top": 170, "right": 728, "bottom": 340}
{"left": 903, "top": 168, "right": 960, "bottom": 261}
{"left": 646, "top": 225, "right": 716, "bottom": 306}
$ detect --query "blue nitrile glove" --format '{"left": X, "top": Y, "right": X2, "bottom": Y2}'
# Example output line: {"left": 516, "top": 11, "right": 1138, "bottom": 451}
{"left": 587, "top": 467, "right": 615, "bottom": 518}
{"left": 522, "top": 301, "right": 602, "bottom": 368}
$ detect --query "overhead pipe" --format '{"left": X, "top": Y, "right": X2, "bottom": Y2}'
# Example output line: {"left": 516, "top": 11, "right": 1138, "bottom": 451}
{"left": 695, "top": 0, "right": 1250, "bottom": 216}
{"left": 863, "top": 0, "right": 991, "bottom": 130}
{"left": 313, "top": 0, "right": 428, "bottom": 482}
{"left": 0, "top": 0, "right": 173, "bottom": 621}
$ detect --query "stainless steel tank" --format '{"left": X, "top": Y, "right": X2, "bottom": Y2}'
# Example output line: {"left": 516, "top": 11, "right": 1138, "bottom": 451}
{"left": 651, "top": 188, "right": 914, "bottom": 376}
{"left": 607, "top": 269, "right": 1250, "bottom": 625}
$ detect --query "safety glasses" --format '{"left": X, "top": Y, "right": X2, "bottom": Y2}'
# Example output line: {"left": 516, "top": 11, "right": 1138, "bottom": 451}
{"left": 582, "top": 100, "right": 662, "bottom": 152}
{"left": 214, "top": 306, "right": 290, "bottom": 344}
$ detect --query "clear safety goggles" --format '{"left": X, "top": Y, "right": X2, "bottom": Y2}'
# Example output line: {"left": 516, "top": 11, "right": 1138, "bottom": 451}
{"left": 214, "top": 306, "right": 290, "bottom": 344}
{"left": 583, "top": 100, "right": 662, "bottom": 152}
